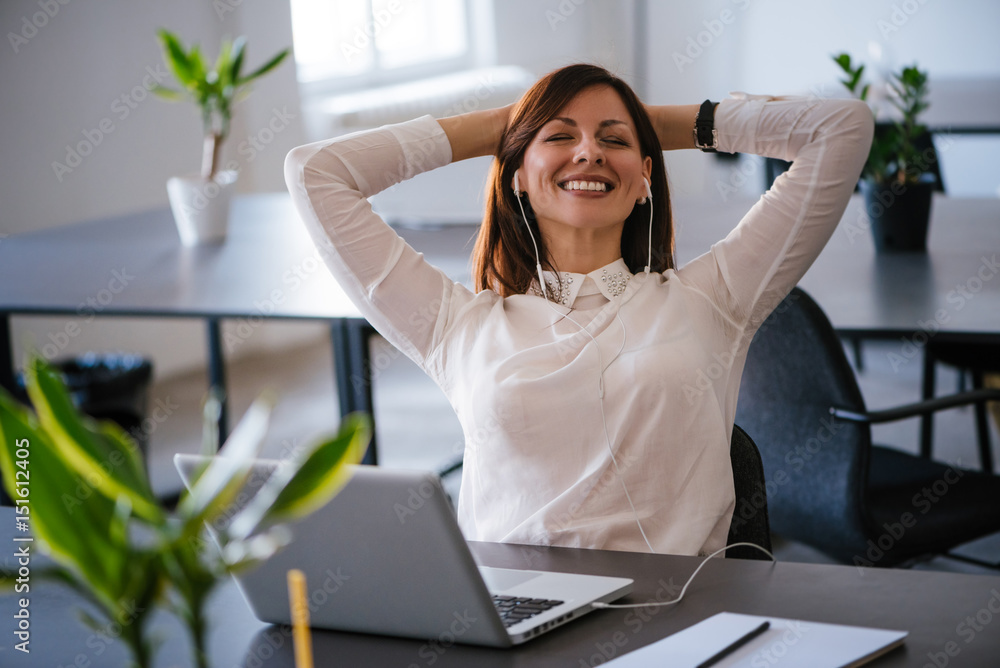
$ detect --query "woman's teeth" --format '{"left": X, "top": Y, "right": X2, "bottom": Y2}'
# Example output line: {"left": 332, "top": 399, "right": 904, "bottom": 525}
{"left": 560, "top": 180, "right": 608, "bottom": 192}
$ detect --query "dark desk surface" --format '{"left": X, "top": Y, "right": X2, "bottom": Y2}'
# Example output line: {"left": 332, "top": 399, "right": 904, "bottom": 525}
{"left": 923, "top": 78, "right": 1000, "bottom": 134}
{"left": 673, "top": 194, "right": 1000, "bottom": 342}
{"left": 0, "top": 194, "right": 476, "bottom": 320}
{"left": 0, "top": 195, "right": 359, "bottom": 320}
{"left": 4, "top": 506, "right": 1000, "bottom": 667}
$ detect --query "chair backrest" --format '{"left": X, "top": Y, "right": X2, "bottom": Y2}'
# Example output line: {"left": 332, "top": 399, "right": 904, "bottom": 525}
{"left": 735, "top": 288, "right": 876, "bottom": 560}
{"left": 726, "top": 425, "right": 772, "bottom": 559}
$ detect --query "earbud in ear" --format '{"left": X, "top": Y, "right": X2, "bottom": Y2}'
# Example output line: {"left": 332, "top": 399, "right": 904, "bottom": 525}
{"left": 638, "top": 177, "right": 652, "bottom": 205}
{"left": 512, "top": 170, "right": 521, "bottom": 195}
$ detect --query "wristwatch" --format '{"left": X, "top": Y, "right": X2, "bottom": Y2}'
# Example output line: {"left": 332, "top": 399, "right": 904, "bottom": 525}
{"left": 693, "top": 99, "right": 719, "bottom": 153}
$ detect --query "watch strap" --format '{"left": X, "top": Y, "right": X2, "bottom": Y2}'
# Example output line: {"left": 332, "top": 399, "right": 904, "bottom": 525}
{"left": 694, "top": 99, "right": 719, "bottom": 153}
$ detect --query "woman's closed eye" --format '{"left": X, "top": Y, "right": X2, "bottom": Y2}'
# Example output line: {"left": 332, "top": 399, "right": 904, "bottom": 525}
{"left": 601, "top": 136, "right": 630, "bottom": 146}
{"left": 543, "top": 134, "right": 630, "bottom": 146}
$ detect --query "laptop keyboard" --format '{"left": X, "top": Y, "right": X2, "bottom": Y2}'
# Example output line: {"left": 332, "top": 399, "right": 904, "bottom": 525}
{"left": 492, "top": 595, "right": 565, "bottom": 628}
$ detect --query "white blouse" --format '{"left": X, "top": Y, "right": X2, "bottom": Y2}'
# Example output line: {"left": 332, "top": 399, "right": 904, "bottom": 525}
{"left": 284, "top": 94, "right": 873, "bottom": 555}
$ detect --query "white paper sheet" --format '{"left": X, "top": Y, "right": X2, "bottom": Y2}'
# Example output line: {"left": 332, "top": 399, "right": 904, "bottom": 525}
{"left": 605, "top": 612, "right": 906, "bottom": 668}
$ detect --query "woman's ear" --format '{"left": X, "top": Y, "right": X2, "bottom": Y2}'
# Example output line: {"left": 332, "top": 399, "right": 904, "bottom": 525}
{"left": 639, "top": 156, "right": 653, "bottom": 204}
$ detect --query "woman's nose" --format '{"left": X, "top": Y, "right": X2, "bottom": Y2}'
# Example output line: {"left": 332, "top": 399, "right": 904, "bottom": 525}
{"left": 574, "top": 137, "right": 604, "bottom": 164}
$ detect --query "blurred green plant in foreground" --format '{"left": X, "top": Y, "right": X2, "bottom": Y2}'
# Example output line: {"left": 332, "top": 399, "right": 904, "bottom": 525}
{"left": 1, "top": 356, "right": 369, "bottom": 668}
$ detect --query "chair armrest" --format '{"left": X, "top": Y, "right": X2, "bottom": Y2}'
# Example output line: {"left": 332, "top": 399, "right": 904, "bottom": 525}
{"left": 830, "top": 388, "right": 1000, "bottom": 423}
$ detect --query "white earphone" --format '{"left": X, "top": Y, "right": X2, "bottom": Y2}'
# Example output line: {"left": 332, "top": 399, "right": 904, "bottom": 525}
{"left": 511, "top": 170, "right": 548, "bottom": 300}
{"left": 642, "top": 177, "right": 653, "bottom": 274}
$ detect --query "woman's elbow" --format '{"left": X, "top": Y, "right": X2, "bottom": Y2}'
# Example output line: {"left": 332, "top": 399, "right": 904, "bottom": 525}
{"left": 834, "top": 98, "right": 875, "bottom": 145}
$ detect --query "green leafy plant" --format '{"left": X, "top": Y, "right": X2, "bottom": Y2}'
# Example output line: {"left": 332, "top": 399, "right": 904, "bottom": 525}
{"left": 152, "top": 29, "right": 289, "bottom": 180}
{"left": 833, "top": 53, "right": 931, "bottom": 187}
{"left": 0, "top": 356, "right": 369, "bottom": 668}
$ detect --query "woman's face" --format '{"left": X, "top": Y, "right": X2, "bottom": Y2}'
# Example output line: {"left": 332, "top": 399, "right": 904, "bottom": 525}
{"left": 519, "top": 85, "right": 652, "bottom": 241}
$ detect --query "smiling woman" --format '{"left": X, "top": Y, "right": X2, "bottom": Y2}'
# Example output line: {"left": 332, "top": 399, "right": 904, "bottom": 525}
{"left": 284, "top": 63, "right": 874, "bottom": 557}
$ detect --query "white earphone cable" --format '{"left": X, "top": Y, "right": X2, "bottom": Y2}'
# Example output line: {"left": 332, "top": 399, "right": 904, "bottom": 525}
{"left": 515, "top": 175, "right": 549, "bottom": 298}
{"left": 514, "top": 173, "right": 656, "bottom": 552}
{"left": 591, "top": 542, "right": 776, "bottom": 610}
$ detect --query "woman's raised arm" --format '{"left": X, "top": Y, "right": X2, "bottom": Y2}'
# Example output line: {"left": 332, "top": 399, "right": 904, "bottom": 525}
{"left": 439, "top": 101, "right": 699, "bottom": 159}
{"left": 644, "top": 104, "right": 701, "bottom": 151}
{"left": 438, "top": 104, "right": 512, "bottom": 163}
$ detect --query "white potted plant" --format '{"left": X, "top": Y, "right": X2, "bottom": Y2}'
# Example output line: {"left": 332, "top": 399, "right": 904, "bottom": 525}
{"left": 153, "top": 29, "right": 288, "bottom": 245}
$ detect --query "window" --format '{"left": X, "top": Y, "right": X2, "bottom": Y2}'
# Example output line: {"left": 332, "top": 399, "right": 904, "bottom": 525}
{"left": 290, "top": 0, "right": 473, "bottom": 93}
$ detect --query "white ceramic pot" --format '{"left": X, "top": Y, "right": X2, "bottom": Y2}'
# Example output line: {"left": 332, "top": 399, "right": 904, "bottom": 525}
{"left": 166, "top": 170, "right": 238, "bottom": 246}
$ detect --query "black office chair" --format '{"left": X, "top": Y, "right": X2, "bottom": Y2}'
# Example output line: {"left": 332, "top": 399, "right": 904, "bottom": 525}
{"left": 921, "top": 342, "right": 1000, "bottom": 473}
{"left": 437, "top": 425, "right": 773, "bottom": 560}
{"left": 736, "top": 287, "right": 1000, "bottom": 567}
{"left": 725, "top": 425, "right": 772, "bottom": 560}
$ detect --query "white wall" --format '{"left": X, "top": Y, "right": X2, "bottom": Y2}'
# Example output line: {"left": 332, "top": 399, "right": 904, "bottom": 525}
{"left": 736, "top": 0, "right": 1000, "bottom": 93}
{"left": 1, "top": 0, "right": 311, "bottom": 379}
{"left": 492, "top": 0, "right": 636, "bottom": 80}
{"left": 642, "top": 0, "right": 1000, "bottom": 198}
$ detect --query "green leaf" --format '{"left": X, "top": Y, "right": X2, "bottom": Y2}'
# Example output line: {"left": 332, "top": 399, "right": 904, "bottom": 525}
{"left": 849, "top": 64, "right": 865, "bottom": 91}
{"left": 214, "top": 38, "right": 232, "bottom": 86}
{"left": 832, "top": 53, "right": 852, "bottom": 72}
{"left": 150, "top": 85, "right": 187, "bottom": 102}
{"left": 228, "top": 413, "right": 371, "bottom": 540}
{"left": 228, "top": 36, "right": 247, "bottom": 86}
{"left": 188, "top": 45, "right": 207, "bottom": 85}
{"left": 91, "top": 417, "right": 152, "bottom": 496}
{"left": 175, "top": 392, "right": 276, "bottom": 529}
{"left": 0, "top": 391, "right": 125, "bottom": 610}
{"left": 157, "top": 29, "right": 195, "bottom": 87}
{"left": 24, "top": 358, "right": 161, "bottom": 523}
{"left": 236, "top": 48, "right": 289, "bottom": 86}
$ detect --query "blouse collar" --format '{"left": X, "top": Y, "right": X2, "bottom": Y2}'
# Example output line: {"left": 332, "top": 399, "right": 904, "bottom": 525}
{"left": 529, "top": 258, "right": 633, "bottom": 307}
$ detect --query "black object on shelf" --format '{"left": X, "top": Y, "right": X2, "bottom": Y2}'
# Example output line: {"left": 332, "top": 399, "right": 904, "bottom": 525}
{"left": 17, "top": 352, "right": 154, "bottom": 455}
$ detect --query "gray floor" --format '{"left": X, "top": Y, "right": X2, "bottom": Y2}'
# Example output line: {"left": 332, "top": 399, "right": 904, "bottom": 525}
{"left": 145, "top": 328, "right": 999, "bottom": 575}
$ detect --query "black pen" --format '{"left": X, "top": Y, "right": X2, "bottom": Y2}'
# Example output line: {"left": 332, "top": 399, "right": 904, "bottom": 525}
{"left": 695, "top": 620, "right": 771, "bottom": 668}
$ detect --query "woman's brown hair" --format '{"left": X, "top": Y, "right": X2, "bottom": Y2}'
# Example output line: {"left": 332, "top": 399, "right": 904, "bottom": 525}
{"left": 473, "top": 64, "right": 674, "bottom": 296}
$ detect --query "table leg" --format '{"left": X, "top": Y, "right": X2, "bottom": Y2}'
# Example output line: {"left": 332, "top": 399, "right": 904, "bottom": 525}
{"left": 331, "top": 320, "right": 353, "bottom": 422}
{"left": 920, "top": 350, "right": 936, "bottom": 459}
{"left": 331, "top": 319, "right": 378, "bottom": 465}
{"left": 206, "top": 319, "right": 229, "bottom": 447}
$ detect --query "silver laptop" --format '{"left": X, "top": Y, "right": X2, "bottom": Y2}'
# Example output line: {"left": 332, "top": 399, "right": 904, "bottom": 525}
{"left": 175, "top": 456, "right": 633, "bottom": 647}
